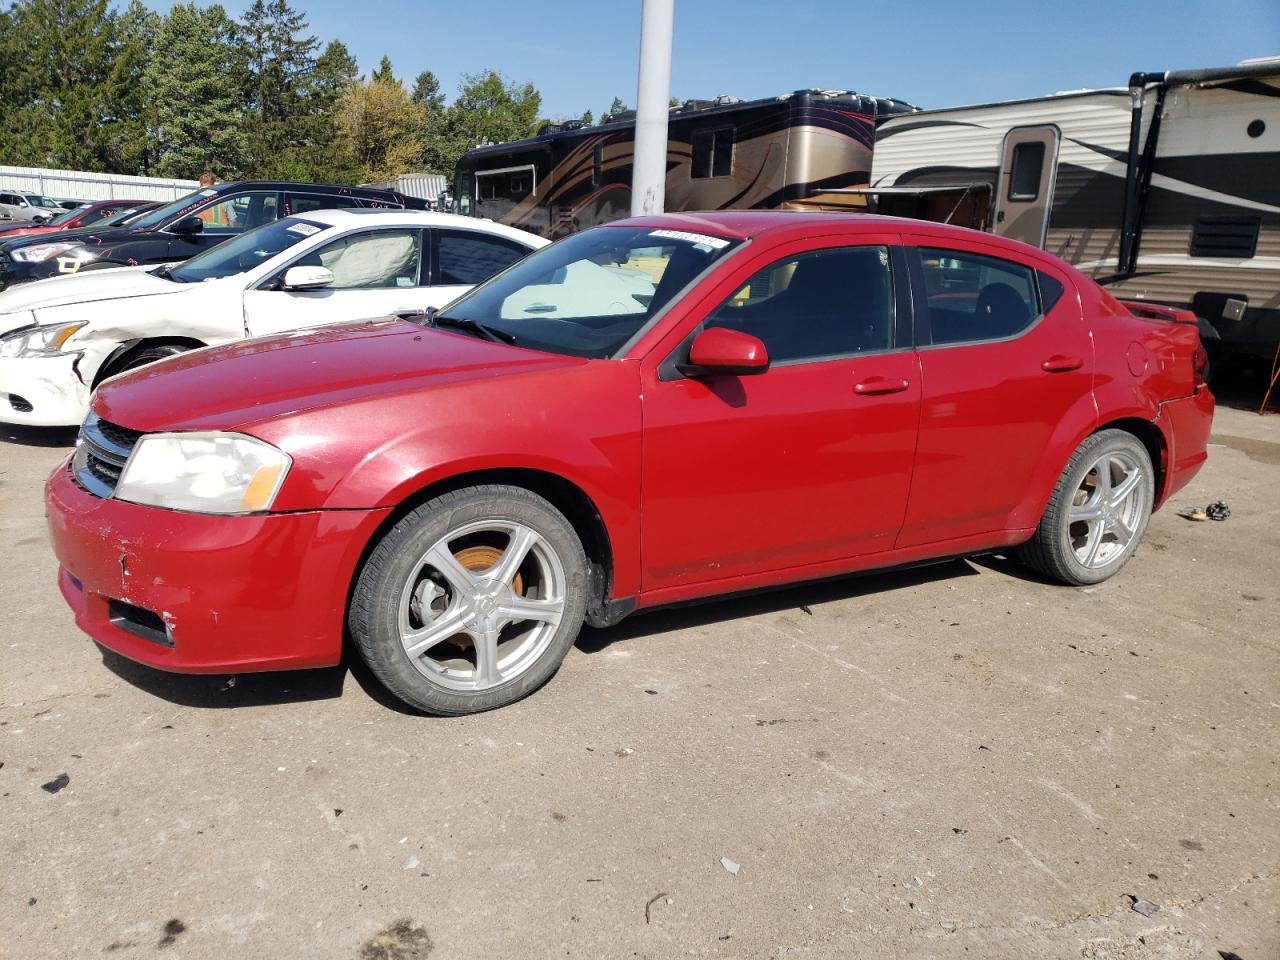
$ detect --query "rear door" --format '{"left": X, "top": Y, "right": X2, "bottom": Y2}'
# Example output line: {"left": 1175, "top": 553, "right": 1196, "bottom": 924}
{"left": 896, "top": 239, "right": 1090, "bottom": 547}
{"left": 992, "top": 125, "right": 1059, "bottom": 248}
{"left": 243, "top": 227, "right": 427, "bottom": 337}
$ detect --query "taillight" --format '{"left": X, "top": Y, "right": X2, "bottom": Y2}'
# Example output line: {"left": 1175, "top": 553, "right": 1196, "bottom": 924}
{"left": 1192, "top": 341, "right": 1208, "bottom": 388}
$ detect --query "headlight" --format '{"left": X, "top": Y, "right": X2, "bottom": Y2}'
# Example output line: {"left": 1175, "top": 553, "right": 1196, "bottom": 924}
{"left": 10, "top": 242, "right": 92, "bottom": 263}
{"left": 0, "top": 320, "right": 87, "bottom": 358}
{"left": 115, "top": 432, "right": 292, "bottom": 514}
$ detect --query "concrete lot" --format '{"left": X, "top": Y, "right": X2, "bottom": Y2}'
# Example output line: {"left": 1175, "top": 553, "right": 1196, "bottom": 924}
{"left": 1, "top": 404, "right": 1276, "bottom": 960}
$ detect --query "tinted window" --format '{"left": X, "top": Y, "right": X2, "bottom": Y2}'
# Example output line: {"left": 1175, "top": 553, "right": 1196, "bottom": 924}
{"left": 1038, "top": 271, "right": 1065, "bottom": 313}
{"left": 436, "top": 230, "right": 529, "bottom": 285}
{"left": 1008, "top": 142, "right": 1045, "bottom": 201}
{"left": 919, "top": 248, "right": 1039, "bottom": 345}
{"left": 301, "top": 229, "right": 423, "bottom": 289}
{"left": 691, "top": 127, "right": 734, "bottom": 179}
{"left": 285, "top": 193, "right": 363, "bottom": 216}
{"left": 477, "top": 169, "right": 533, "bottom": 201}
{"left": 706, "top": 246, "right": 894, "bottom": 363}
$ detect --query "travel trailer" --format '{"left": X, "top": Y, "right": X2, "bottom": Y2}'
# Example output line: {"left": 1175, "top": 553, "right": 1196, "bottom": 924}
{"left": 452, "top": 89, "right": 916, "bottom": 239}
{"left": 854, "top": 60, "right": 1280, "bottom": 364}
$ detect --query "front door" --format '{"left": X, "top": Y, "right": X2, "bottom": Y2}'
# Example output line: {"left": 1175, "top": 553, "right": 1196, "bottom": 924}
{"left": 243, "top": 228, "right": 427, "bottom": 337}
{"left": 640, "top": 237, "right": 921, "bottom": 594}
{"left": 992, "top": 125, "right": 1059, "bottom": 248}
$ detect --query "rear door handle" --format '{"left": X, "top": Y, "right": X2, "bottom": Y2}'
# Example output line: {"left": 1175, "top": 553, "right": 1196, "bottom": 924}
{"left": 1041, "top": 355, "right": 1084, "bottom": 373}
{"left": 854, "top": 376, "right": 910, "bottom": 396}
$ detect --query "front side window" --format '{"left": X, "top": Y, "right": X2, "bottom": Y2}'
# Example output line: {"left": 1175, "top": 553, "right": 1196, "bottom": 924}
{"left": 195, "top": 192, "right": 279, "bottom": 235}
{"left": 441, "top": 225, "right": 742, "bottom": 358}
{"left": 170, "top": 217, "right": 329, "bottom": 283}
{"left": 691, "top": 127, "right": 734, "bottom": 179}
{"left": 1008, "top": 142, "right": 1045, "bottom": 201}
{"left": 705, "top": 246, "right": 894, "bottom": 363}
{"left": 436, "top": 230, "right": 530, "bottom": 285}
{"left": 299, "top": 229, "right": 423, "bottom": 289}
{"left": 918, "top": 248, "right": 1040, "bottom": 345}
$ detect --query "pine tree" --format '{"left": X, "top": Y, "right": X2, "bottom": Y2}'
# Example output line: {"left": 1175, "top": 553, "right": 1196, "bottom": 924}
{"left": 580, "top": 110, "right": 593, "bottom": 126}
{"left": 371, "top": 56, "right": 397, "bottom": 87}
{"left": 411, "top": 70, "right": 444, "bottom": 111}
{"left": 145, "top": 3, "right": 249, "bottom": 178}
{"left": 103, "top": 0, "right": 159, "bottom": 173}
{"left": 238, "top": 0, "right": 319, "bottom": 176}
{"left": 606, "top": 96, "right": 627, "bottom": 120}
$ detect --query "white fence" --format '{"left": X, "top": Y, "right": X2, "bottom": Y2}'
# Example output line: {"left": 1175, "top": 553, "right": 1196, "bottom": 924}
{"left": 0, "top": 165, "right": 198, "bottom": 202}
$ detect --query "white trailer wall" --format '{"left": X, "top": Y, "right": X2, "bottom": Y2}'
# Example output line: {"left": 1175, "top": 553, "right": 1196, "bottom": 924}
{"left": 0, "top": 166, "right": 198, "bottom": 202}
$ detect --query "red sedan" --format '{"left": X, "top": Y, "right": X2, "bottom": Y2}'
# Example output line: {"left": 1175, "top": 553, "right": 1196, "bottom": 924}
{"left": 0, "top": 198, "right": 147, "bottom": 240}
{"left": 45, "top": 212, "right": 1213, "bottom": 714}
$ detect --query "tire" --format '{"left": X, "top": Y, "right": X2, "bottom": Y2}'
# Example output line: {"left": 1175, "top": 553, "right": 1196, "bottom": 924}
{"left": 103, "top": 343, "right": 190, "bottom": 380}
{"left": 1016, "top": 429, "right": 1155, "bottom": 586}
{"left": 349, "top": 484, "right": 589, "bottom": 715}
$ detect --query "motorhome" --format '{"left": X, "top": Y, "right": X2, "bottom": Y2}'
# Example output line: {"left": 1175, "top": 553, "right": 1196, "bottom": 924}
{"left": 452, "top": 89, "right": 915, "bottom": 239}
{"left": 852, "top": 60, "right": 1280, "bottom": 365}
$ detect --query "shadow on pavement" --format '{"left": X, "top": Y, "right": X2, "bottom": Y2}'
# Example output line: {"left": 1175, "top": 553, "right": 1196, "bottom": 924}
{"left": 1, "top": 423, "right": 79, "bottom": 447}
{"left": 578, "top": 557, "right": 981, "bottom": 652}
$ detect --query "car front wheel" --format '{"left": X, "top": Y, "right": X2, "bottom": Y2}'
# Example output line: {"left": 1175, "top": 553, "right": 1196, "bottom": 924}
{"left": 349, "top": 485, "right": 588, "bottom": 715}
{"left": 1016, "top": 429, "right": 1155, "bottom": 585}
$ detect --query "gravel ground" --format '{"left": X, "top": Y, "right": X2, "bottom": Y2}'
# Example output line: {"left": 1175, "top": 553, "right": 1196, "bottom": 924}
{"left": 0, "top": 403, "right": 1276, "bottom": 960}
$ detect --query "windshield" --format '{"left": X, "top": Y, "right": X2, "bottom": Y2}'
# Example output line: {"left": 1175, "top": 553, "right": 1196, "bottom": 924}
{"left": 168, "top": 217, "right": 328, "bottom": 282}
{"left": 126, "top": 190, "right": 208, "bottom": 229}
{"left": 108, "top": 205, "right": 157, "bottom": 227}
{"left": 25, "top": 195, "right": 60, "bottom": 209}
{"left": 441, "top": 225, "right": 742, "bottom": 358}
{"left": 44, "top": 208, "right": 84, "bottom": 226}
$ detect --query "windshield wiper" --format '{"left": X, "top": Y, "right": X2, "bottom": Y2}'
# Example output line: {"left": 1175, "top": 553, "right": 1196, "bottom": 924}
{"left": 152, "top": 263, "right": 183, "bottom": 283}
{"left": 428, "top": 310, "right": 518, "bottom": 345}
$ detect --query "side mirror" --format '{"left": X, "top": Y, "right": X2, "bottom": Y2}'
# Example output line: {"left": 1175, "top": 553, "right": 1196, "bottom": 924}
{"left": 281, "top": 265, "right": 334, "bottom": 291}
{"left": 678, "top": 327, "right": 770, "bottom": 377}
{"left": 170, "top": 215, "right": 204, "bottom": 236}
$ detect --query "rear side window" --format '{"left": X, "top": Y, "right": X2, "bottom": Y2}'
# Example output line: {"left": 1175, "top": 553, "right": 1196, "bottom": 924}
{"left": 705, "top": 246, "right": 895, "bottom": 363}
{"left": 918, "top": 248, "right": 1040, "bottom": 345}
{"left": 285, "top": 193, "right": 363, "bottom": 216}
{"left": 435, "top": 230, "right": 530, "bottom": 285}
{"left": 1038, "top": 272, "right": 1066, "bottom": 313}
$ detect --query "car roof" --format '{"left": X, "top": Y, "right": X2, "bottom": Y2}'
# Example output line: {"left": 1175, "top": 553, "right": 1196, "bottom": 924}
{"left": 293, "top": 208, "right": 548, "bottom": 246}
{"left": 618, "top": 210, "right": 1053, "bottom": 262}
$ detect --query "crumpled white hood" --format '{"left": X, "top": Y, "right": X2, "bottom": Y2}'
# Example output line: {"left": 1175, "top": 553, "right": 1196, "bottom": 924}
{"left": 0, "top": 264, "right": 180, "bottom": 313}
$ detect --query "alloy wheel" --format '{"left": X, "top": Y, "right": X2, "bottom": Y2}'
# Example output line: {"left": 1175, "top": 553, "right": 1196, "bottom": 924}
{"left": 1067, "top": 451, "right": 1147, "bottom": 569}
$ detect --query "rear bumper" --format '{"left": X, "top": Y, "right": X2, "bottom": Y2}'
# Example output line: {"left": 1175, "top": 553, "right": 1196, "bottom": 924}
{"left": 0, "top": 354, "right": 89, "bottom": 426}
{"left": 1158, "top": 386, "right": 1215, "bottom": 505}
{"left": 45, "top": 461, "right": 391, "bottom": 674}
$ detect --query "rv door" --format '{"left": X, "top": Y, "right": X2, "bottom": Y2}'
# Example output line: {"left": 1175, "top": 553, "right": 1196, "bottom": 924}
{"left": 993, "top": 125, "right": 1059, "bottom": 248}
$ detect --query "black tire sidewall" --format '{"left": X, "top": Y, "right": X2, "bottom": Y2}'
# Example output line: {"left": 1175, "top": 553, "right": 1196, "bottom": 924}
{"left": 349, "top": 485, "right": 589, "bottom": 715}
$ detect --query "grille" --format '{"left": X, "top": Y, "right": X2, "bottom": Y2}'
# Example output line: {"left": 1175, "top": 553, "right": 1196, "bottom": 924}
{"left": 72, "top": 413, "right": 142, "bottom": 498}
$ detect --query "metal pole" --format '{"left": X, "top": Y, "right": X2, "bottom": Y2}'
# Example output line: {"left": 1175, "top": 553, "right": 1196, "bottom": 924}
{"left": 631, "top": 0, "right": 674, "bottom": 217}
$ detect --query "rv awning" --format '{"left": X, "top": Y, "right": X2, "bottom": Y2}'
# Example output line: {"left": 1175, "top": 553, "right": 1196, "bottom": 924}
{"left": 827, "top": 184, "right": 991, "bottom": 195}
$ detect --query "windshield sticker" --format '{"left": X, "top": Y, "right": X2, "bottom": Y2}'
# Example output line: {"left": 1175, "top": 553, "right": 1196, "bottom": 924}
{"left": 650, "top": 229, "right": 730, "bottom": 250}
{"left": 199, "top": 188, "right": 218, "bottom": 197}
{"left": 287, "top": 223, "right": 321, "bottom": 236}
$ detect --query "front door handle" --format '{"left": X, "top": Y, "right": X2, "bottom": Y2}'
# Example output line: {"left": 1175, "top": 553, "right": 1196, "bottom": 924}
{"left": 854, "top": 376, "right": 910, "bottom": 396}
{"left": 1041, "top": 355, "right": 1084, "bottom": 373}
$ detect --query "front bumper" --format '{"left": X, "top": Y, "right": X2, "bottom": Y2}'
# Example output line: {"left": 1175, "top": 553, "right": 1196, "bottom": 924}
{"left": 45, "top": 461, "right": 391, "bottom": 674}
{"left": 0, "top": 354, "right": 90, "bottom": 426}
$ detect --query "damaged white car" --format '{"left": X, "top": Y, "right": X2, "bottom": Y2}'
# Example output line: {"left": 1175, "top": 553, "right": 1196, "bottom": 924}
{"left": 0, "top": 209, "right": 546, "bottom": 426}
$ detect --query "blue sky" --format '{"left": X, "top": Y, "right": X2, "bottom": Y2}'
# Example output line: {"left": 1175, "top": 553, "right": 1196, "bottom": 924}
{"left": 175, "top": 0, "right": 1278, "bottom": 117}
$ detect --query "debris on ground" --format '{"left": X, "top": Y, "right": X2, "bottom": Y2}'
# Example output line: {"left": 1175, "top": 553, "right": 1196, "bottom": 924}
{"left": 644, "top": 891, "right": 669, "bottom": 924}
{"left": 157, "top": 919, "right": 186, "bottom": 949}
{"left": 720, "top": 857, "right": 741, "bottom": 875}
{"left": 1206, "top": 500, "right": 1231, "bottom": 521}
{"left": 615, "top": 747, "right": 635, "bottom": 757}
{"left": 1178, "top": 506, "right": 1208, "bottom": 521}
{"left": 1127, "top": 895, "right": 1160, "bottom": 917}
{"left": 41, "top": 773, "right": 69, "bottom": 794}
{"left": 940, "top": 920, "right": 957, "bottom": 932}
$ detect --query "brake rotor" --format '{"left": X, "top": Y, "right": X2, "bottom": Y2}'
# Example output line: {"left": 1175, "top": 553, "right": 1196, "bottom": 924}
{"left": 438, "top": 544, "right": 525, "bottom": 650}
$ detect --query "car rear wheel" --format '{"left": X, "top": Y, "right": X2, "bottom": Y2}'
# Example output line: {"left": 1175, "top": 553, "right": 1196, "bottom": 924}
{"left": 349, "top": 485, "right": 588, "bottom": 715}
{"left": 1016, "top": 429, "right": 1154, "bottom": 586}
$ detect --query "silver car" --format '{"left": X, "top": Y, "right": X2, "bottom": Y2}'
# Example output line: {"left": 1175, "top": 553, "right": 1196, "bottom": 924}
{"left": 0, "top": 192, "right": 61, "bottom": 223}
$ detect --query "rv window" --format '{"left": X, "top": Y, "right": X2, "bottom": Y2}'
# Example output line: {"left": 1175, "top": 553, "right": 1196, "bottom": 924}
{"left": 477, "top": 168, "right": 535, "bottom": 203}
{"left": 1008, "top": 142, "right": 1045, "bottom": 201}
{"left": 917, "top": 248, "right": 1039, "bottom": 345}
{"left": 691, "top": 127, "right": 734, "bottom": 179}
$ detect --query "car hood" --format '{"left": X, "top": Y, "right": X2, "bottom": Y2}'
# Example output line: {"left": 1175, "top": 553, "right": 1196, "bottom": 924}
{"left": 0, "top": 264, "right": 177, "bottom": 313}
{"left": 94, "top": 318, "right": 587, "bottom": 433}
{"left": 0, "top": 225, "right": 135, "bottom": 253}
